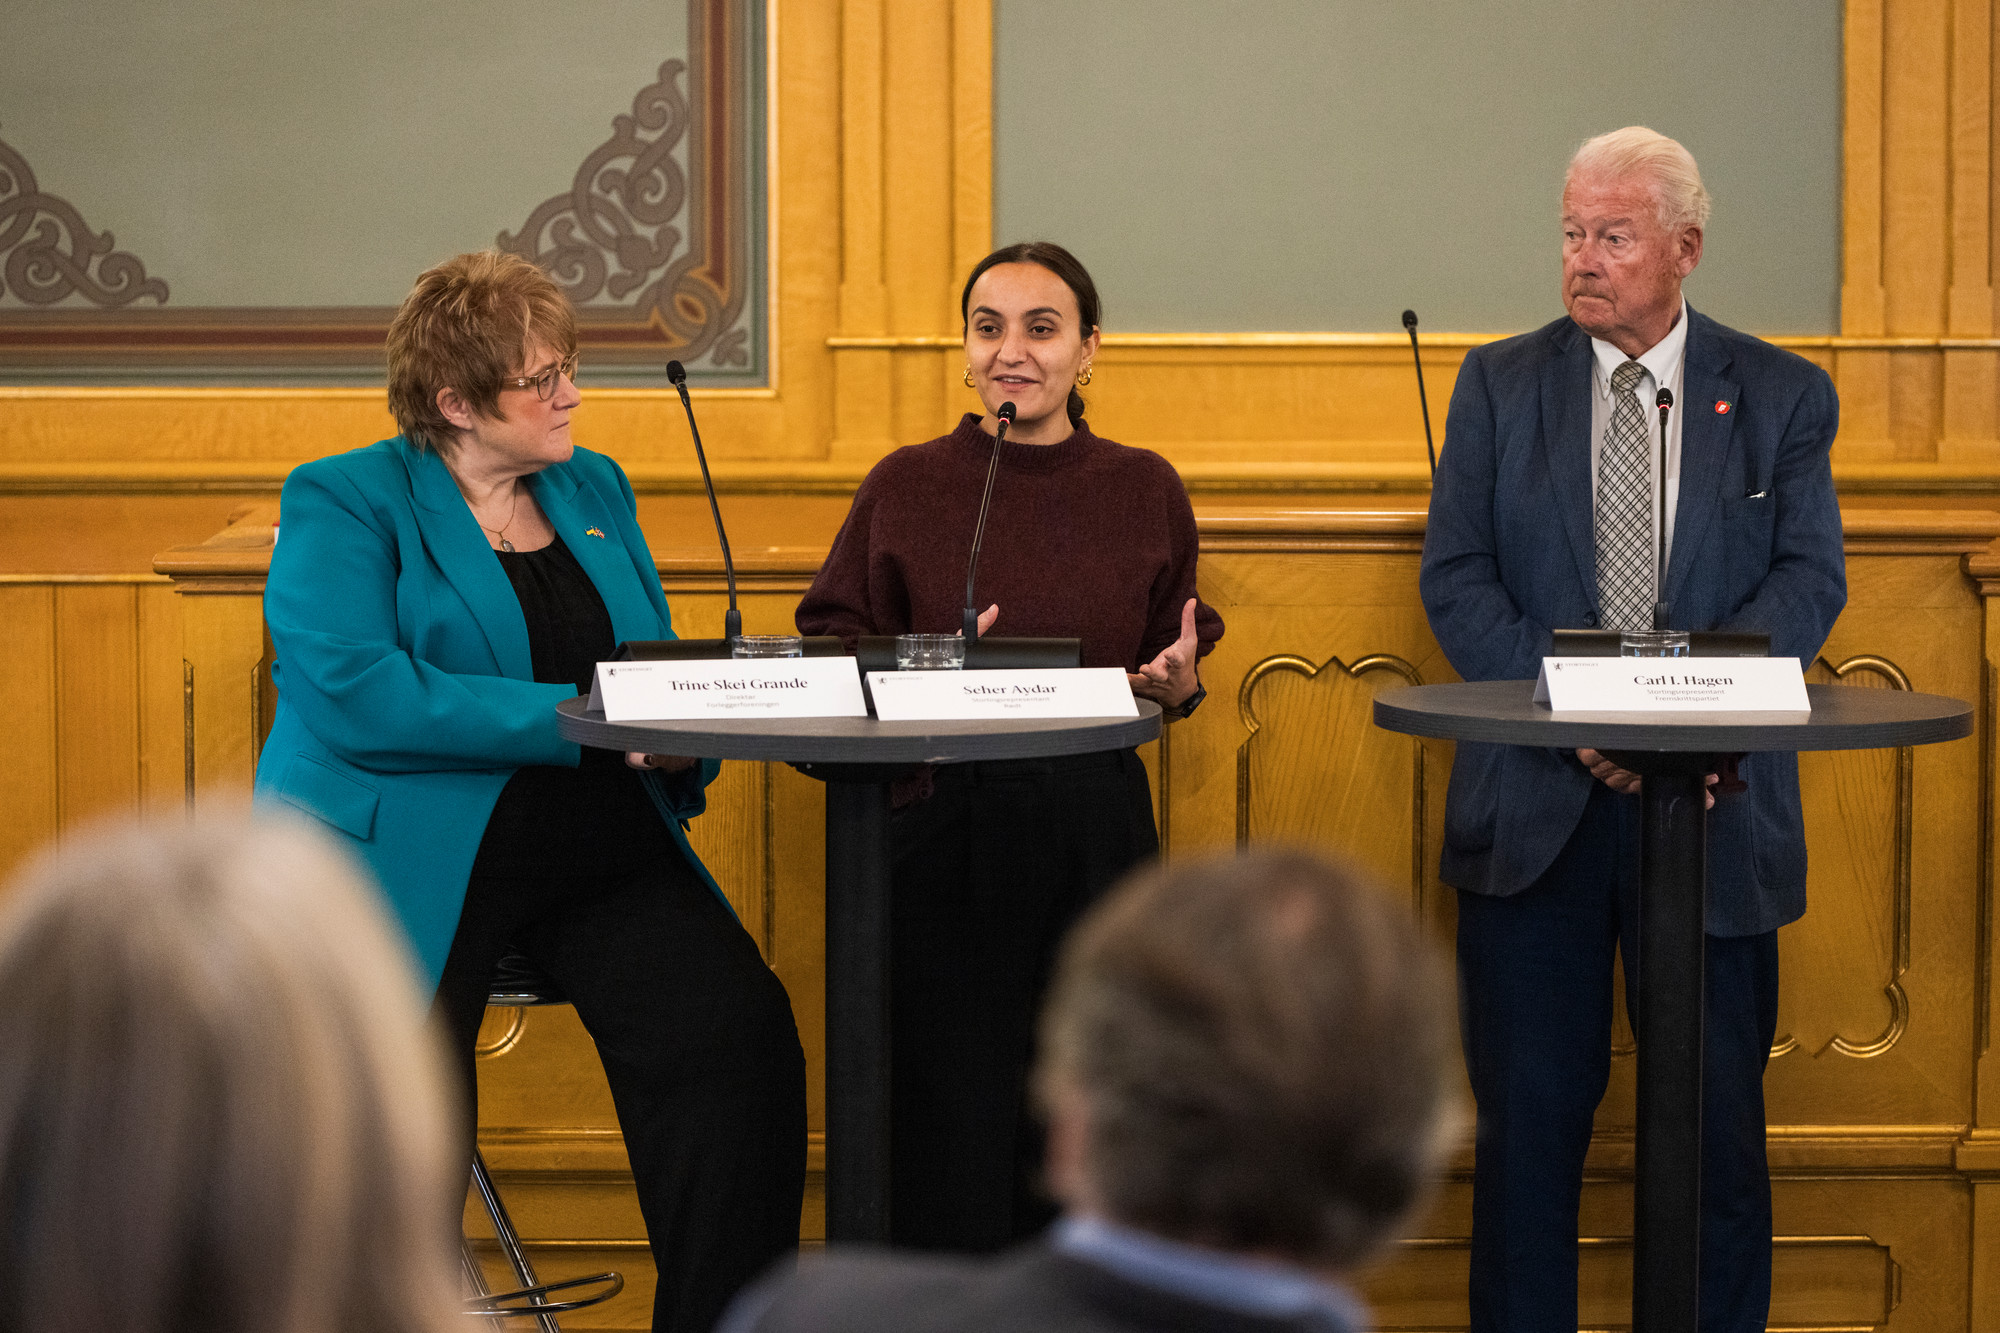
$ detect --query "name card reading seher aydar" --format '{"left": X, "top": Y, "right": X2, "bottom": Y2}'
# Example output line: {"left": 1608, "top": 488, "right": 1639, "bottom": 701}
{"left": 867, "top": 668, "right": 1140, "bottom": 722}
{"left": 589, "top": 658, "right": 868, "bottom": 721}
{"left": 1533, "top": 657, "right": 1810, "bottom": 713}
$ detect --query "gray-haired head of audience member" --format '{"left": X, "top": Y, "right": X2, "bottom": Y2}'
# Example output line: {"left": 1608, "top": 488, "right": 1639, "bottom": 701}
{"left": 0, "top": 815, "right": 464, "bottom": 1333}
{"left": 1036, "top": 849, "right": 1458, "bottom": 1274}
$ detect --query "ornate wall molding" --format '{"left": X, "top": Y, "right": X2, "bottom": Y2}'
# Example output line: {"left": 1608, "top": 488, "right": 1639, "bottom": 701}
{"left": 500, "top": 0, "right": 754, "bottom": 371}
{"left": 0, "top": 0, "right": 760, "bottom": 380}
{"left": 1235, "top": 651, "right": 1429, "bottom": 911}
{"left": 1771, "top": 652, "right": 1916, "bottom": 1060}
{"left": 0, "top": 134, "right": 166, "bottom": 309}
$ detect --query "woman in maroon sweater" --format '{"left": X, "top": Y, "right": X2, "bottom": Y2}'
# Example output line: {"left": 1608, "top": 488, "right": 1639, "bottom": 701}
{"left": 796, "top": 243, "right": 1224, "bottom": 1252}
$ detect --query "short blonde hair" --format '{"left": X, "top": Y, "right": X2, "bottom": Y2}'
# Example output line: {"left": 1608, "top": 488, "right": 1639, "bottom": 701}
{"left": 386, "top": 250, "right": 577, "bottom": 451}
{"left": 1567, "top": 126, "right": 1712, "bottom": 234}
{"left": 0, "top": 815, "right": 463, "bottom": 1333}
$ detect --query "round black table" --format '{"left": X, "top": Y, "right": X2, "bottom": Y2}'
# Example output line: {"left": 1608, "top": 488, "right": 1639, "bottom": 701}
{"left": 1374, "top": 680, "right": 1971, "bottom": 1333}
{"left": 556, "top": 696, "right": 1163, "bottom": 1242}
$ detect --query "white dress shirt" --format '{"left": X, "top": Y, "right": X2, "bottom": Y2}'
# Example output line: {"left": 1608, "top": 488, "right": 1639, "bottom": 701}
{"left": 1588, "top": 298, "right": 1689, "bottom": 571}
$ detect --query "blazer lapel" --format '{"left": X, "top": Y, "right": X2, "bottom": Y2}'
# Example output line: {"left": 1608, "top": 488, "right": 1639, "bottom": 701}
{"left": 405, "top": 441, "right": 534, "bottom": 680}
{"left": 1540, "top": 322, "right": 1600, "bottom": 599}
{"left": 528, "top": 464, "right": 664, "bottom": 645}
{"left": 1667, "top": 309, "right": 1738, "bottom": 607}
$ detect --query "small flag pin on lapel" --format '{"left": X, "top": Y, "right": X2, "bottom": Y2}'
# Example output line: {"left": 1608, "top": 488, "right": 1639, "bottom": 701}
{"left": 585, "top": 527, "right": 606, "bottom": 539}
{"left": 1714, "top": 400, "right": 1733, "bottom": 415}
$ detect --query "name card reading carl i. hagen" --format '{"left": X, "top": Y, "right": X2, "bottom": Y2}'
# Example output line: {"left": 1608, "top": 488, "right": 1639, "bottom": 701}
{"left": 1533, "top": 656, "right": 1810, "bottom": 713}
{"left": 589, "top": 658, "right": 868, "bottom": 721}
{"left": 867, "top": 667, "right": 1140, "bottom": 721}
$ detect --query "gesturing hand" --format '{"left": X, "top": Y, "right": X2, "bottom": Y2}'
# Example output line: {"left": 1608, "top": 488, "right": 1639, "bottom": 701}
{"left": 1127, "top": 598, "right": 1201, "bottom": 708}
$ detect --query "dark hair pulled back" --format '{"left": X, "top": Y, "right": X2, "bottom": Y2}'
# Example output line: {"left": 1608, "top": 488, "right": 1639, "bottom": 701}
{"left": 960, "top": 241, "right": 1101, "bottom": 428}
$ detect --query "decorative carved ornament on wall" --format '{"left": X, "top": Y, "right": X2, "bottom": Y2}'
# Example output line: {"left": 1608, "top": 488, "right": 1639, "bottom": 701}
{"left": 1235, "top": 651, "right": 1431, "bottom": 913}
{"left": 0, "top": 134, "right": 167, "bottom": 309}
{"left": 0, "top": 0, "right": 758, "bottom": 377}
{"left": 500, "top": 39, "right": 750, "bottom": 369}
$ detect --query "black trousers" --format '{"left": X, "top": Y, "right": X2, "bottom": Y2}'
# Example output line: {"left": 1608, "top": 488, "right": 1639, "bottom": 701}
{"left": 432, "top": 827, "right": 807, "bottom": 1333}
{"left": 886, "top": 748, "right": 1159, "bottom": 1251}
{"left": 1456, "top": 781, "right": 1781, "bottom": 1333}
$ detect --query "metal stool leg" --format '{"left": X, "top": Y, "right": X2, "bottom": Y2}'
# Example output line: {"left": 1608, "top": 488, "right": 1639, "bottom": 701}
{"left": 467, "top": 1147, "right": 562, "bottom": 1332}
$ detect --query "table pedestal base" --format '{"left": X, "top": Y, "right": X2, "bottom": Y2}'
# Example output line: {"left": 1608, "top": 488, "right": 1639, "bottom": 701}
{"left": 1604, "top": 749, "right": 1712, "bottom": 1333}
{"left": 805, "top": 766, "right": 905, "bottom": 1243}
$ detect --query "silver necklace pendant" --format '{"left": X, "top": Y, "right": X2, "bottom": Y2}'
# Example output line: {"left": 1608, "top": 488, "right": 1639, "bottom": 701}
{"left": 499, "top": 538, "right": 515, "bottom": 553}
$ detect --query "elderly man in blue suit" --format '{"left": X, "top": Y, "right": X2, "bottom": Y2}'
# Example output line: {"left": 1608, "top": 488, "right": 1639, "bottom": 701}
{"left": 1420, "top": 127, "right": 1846, "bottom": 1332}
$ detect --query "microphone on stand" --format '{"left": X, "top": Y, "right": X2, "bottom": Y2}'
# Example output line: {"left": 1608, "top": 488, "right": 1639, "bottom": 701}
{"left": 665, "top": 359, "right": 741, "bottom": 645}
{"left": 962, "top": 401, "right": 1016, "bottom": 641}
{"left": 1652, "top": 386, "right": 1674, "bottom": 633}
{"left": 1402, "top": 310, "right": 1437, "bottom": 476}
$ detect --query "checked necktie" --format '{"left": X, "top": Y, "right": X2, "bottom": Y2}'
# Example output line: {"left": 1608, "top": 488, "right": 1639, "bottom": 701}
{"left": 1595, "top": 359, "right": 1655, "bottom": 633}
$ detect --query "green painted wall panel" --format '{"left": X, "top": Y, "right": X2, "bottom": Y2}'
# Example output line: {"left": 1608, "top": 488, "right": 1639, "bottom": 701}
{"left": 995, "top": 0, "right": 1841, "bottom": 335}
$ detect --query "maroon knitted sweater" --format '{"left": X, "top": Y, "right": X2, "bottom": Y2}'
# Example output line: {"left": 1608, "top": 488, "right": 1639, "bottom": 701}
{"left": 796, "top": 414, "right": 1223, "bottom": 671}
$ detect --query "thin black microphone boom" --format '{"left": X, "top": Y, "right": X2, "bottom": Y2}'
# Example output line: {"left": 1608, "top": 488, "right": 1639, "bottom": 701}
{"left": 963, "top": 402, "right": 1016, "bottom": 641}
{"left": 665, "top": 359, "right": 741, "bottom": 644}
{"left": 1652, "top": 386, "right": 1674, "bottom": 633}
{"left": 1402, "top": 310, "right": 1437, "bottom": 476}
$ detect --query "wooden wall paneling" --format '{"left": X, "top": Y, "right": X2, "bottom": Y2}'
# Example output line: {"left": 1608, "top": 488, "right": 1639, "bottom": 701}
{"left": 1943, "top": 0, "right": 1999, "bottom": 458}
{"left": 1962, "top": 537, "right": 2000, "bottom": 1333}
{"left": 1847, "top": 0, "right": 1891, "bottom": 339}
{"left": 152, "top": 503, "right": 2000, "bottom": 1329}
{"left": 53, "top": 583, "right": 141, "bottom": 833}
{"left": 136, "top": 582, "right": 186, "bottom": 814}
{"left": 0, "top": 583, "right": 57, "bottom": 884}
{"left": 1768, "top": 552, "right": 1982, "bottom": 1127}
{"left": 1882, "top": 0, "right": 1950, "bottom": 342}
{"left": 948, "top": 0, "right": 993, "bottom": 288}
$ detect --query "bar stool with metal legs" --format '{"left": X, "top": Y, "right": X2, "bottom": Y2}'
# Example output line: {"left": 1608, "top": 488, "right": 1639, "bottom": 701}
{"left": 461, "top": 952, "right": 624, "bottom": 1330}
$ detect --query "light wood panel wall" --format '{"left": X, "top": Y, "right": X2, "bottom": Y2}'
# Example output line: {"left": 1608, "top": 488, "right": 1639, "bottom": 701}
{"left": 11, "top": 0, "right": 2000, "bottom": 543}
{"left": 124, "top": 504, "right": 2000, "bottom": 1331}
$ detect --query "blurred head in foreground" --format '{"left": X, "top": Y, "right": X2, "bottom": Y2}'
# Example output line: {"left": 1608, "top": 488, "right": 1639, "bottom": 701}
{"left": 0, "top": 815, "right": 462, "bottom": 1333}
{"left": 1038, "top": 848, "right": 1458, "bottom": 1274}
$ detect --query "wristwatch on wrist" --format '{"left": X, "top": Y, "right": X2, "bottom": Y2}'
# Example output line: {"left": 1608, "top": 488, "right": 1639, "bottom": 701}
{"left": 1167, "top": 680, "right": 1207, "bottom": 720}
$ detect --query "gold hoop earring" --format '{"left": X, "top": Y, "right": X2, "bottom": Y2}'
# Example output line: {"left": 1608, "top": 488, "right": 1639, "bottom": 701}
{"left": 1076, "top": 365, "right": 1094, "bottom": 388}
{"left": 963, "top": 366, "right": 976, "bottom": 388}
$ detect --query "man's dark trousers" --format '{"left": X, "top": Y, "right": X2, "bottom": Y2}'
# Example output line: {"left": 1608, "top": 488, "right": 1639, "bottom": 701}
{"left": 1456, "top": 781, "right": 1781, "bottom": 1333}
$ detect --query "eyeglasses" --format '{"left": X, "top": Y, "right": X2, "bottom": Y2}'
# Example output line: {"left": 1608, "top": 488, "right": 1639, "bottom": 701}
{"left": 499, "top": 352, "right": 579, "bottom": 401}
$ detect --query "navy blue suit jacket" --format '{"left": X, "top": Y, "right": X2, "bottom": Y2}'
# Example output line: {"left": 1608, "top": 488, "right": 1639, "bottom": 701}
{"left": 1419, "top": 309, "right": 1846, "bottom": 936}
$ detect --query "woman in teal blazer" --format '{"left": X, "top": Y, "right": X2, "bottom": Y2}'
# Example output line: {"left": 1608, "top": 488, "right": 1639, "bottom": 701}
{"left": 254, "top": 253, "right": 804, "bottom": 1333}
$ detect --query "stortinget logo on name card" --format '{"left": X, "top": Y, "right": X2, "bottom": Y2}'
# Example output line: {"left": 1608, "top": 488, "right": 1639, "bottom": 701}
{"left": 589, "top": 658, "right": 868, "bottom": 720}
{"left": 1532, "top": 657, "right": 1810, "bottom": 713}
{"left": 867, "top": 668, "right": 1139, "bottom": 722}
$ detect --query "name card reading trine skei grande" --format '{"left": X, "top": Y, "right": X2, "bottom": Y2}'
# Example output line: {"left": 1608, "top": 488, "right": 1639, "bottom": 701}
{"left": 1532, "top": 656, "right": 1810, "bottom": 713}
{"left": 867, "top": 667, "right": 1140, "bottom": 721}
{"left": 589, "top": 657, "right": 868, "bottom": 721}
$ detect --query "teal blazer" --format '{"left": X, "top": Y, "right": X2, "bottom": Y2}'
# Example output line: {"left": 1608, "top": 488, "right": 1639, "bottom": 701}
{"left": 254, "top": 436, "right": 723, "bottom": 987}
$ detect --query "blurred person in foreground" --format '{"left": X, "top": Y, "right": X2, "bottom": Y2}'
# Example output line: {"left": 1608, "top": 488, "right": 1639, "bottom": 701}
{"left": 721, "top": 849, "right": 1458, "bottom": 1333}
{"left": 0, "top": 814, "right": 462, "bottom": 1333}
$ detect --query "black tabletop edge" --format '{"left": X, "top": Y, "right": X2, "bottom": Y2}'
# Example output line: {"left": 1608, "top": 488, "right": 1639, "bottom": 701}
{"left": 1371, "top": 681, "right": 1972, "bottom": 752}
{"left": 556, "top": 695, "right": 1164, "bottom": 763}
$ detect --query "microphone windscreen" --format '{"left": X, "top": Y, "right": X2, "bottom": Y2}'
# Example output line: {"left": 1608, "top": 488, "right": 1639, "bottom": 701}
{"left": 665, "top": 360, "right": 687, "bottom": 386}
{"left": 1657, "top": 387, "right": 1674, "bottom": 408}
{"left": 1402, "top": 309, "right": 1419, "bottom": 329}
{"left": 996, "top": 401, "right": 1016, "bottom": 423}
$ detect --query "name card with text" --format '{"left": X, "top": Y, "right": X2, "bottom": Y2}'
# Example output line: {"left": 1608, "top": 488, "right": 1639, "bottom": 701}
{"left": 589, "top": 658, "right": 868, "bottom": 721}
{"left": 1533, "top": 657, "right": 1810, "bottom": 712}
{"left": 867, "top": 668, "right": 1140, "bottom": 722}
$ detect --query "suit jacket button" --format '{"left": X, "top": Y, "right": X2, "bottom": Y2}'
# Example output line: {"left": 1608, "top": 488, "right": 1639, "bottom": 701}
{"left": 1583, "top": 612, "right": 1598, "bottom": 627}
